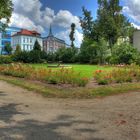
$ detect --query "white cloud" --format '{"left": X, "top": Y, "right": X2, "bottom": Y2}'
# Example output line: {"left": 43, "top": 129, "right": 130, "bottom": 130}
{"left": 10, "top": 13, "right": 44, "bottom": 33}
{"left": 123, "top": 0, "right": 140, "bottom": 23}
{"left": 56, "top": 29, "right": 83, "bottom": 47}
{"left": 10, "top": 0, "right": 82, "bottom": 46}
{"left": 11, "top": 0, "right": 81, "bottom": 31}
{"left": 54, "top": 10, "right": 81, "bottom": 28}
{"left": 131, "top": 22, "right": 140, "bottom": 29}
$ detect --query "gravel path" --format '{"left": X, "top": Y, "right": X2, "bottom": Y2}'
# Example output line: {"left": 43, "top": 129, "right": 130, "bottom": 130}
{"left": 0, "top": 81, "right": 140, "bottom": 140}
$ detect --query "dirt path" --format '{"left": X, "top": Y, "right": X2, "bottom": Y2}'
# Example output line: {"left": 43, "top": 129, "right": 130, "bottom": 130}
{"left": 0, "top": 81, "right": 140, "bottom": 140}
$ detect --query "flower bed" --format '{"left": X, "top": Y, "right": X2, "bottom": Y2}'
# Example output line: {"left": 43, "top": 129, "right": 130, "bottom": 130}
{"left": 94, "top": 65, "right": 140, "bottom": 85}
{"left": 0, "top": 63, "right": 89, "bottom": 87}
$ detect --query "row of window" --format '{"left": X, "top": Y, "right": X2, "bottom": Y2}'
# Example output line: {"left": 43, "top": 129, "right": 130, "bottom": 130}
{"left": 22, "top": 45, "right": 33, "bottom": 51}
{"left": 23, "top": 37, "right": 33, "bottom": 43}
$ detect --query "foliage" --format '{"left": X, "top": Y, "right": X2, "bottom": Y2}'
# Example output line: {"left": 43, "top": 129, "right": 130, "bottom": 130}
{"left": 13, "top": 51, "right": 30, "bottom": 63}
{"left": 80, "top": 7, "right": 94, "bottom": 40}
{"left": 69, "top": 23, "right": 76, "bottom": 48}
{"left": 33, "top": 40, "right": 41, "bottom": 51}
{"left": 94, "top": 64, "right": 140, "bottom": 85}
{"left": 0, "top": 63, "right": 89, "bottom": 87}
{"left": 109, "top": 43, "right": 140, "bottom": 64}
{"left": 80, "top": 0, "right": 135, "bottom": 64}
{"left": 13, "top": 50, "right": 47, "bottom": 63}
{"left": 0, "top": 55, "right": 13, "bottom": 64}
{"left": 79, "top": 38, "right": 109, "bottom": 64}
{"left": 96, "top": 0, "right": 133, "bottom": 51}
{"left": 0, "top": 0, "right": 13, "bottom": 31}
{"left": 4, "top": 43, "right": 12, "bottom": 54}
{"left": 79, "top": 38, "right": 97, "bottom": 63}
{"left": 55, "top": 47, "right": 79, "bottom": 63}
{"left": 14, "top": 44, "right": 21, "bottom": 54}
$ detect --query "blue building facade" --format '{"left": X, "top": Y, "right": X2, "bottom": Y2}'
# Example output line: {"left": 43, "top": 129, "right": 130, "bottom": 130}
{"left": 0, "top": 27, "right": 21, "bottom": 54}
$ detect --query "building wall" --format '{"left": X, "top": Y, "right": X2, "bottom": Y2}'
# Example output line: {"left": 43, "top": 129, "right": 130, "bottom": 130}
{"left": 12, "top": 35, "right": 43, "bottom": 51}
{"left": 133, "top": 31, "right": 140, "bottom": 51}
{"left": 0, "top": 27, "right": 21, "bottom": 54}
{"left": 43, "top": 36, "right": 65, "bottom": 53}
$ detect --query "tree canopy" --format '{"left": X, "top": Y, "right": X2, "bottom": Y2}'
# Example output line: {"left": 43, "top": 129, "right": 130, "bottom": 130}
{"left": 69, "top": 23, "right": 76, "bottom": 48}
{"left": 0, "top": 0, "right": 13, "bottom": 31}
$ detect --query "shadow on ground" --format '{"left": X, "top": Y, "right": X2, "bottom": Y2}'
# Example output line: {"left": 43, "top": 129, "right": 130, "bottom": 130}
{"left": 0, "top": 103, "right": 104, "bottom": 140}
{"left": 0, "top": 91, "right": 7, "bottom": 97}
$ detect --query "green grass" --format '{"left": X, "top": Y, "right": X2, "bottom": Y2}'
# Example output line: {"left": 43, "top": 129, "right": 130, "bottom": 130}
{"left": 1, "top": 75, "right": 140, "bottom": 98}
{"left": 31, "top": 64, "right": 113, "bottom": 78}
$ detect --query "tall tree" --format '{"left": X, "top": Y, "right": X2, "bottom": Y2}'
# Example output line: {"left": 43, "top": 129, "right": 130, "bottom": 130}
{"left": 33, "top": 40, "right": 41, "bottom": 51}
{"left": 96, "top": 0, "right": 131, "bottom": 52}
{"left": 80, "top": 7, "right": 94, "bottom": 40}
{"left": 4, "top": 43, "right": 12, "bottom": 54}
{"left": 15, "top": 44, "right": 21, "bottom": 54}
{"left": 0, "top": 0, "right": 13, "bottom": 31}
{"left": 69, "top": 23, "right": 76, "bottom": 48}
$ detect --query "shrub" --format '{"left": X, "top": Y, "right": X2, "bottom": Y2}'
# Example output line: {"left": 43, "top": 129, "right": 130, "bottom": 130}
{"left": 110, "top": 43, "right": 140, "bottom": 65}
{"left": 94, "top": 64, "right": 140, "bottom": 85}
{"left": 13, "top": 50, "right": 47, "bottom": 63}
{"left": 0, "top": 55, "right": 13, "bottom": 64}
{"left": 0, "top": 64, "right": 89, "bottom": 87}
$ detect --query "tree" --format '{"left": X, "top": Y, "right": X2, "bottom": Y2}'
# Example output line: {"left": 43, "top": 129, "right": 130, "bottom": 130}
{"left": 96, "top": 38, "right": 110, "bottom": 64}
{"left": 96, "top": 0, "right": 131, "bottom": 52}
{"left": 110, "top": 43, "right": 140, "bottom": 64}
{"left": 80, "top": 7, "right": 94, "bottom": 40}
{"left": 79, "top": 38, "right": 99, "bottom": 64}
{"left": 4, "top": 43, "right": 12, "bottom": 54}
{"left": 15, "top": 44, "right": 21, "bottom": 54}
{"left": 33, "top": 40, "right": 41, "bottom": 51}
{"left": 69, "top": 23, "right": 76, "bottom": 48}
{"left": 0, "top": 0, "right": 13, "bottom": 31}
{"left": 55, "top": 47, "right": 78, "bottom": 63}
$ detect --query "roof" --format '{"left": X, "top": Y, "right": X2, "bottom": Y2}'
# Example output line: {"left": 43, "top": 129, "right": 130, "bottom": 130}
{"left": 43, "top": 36, "right": 65, "bottom": 43}
{"left": 12, "top": 29, "right": 41, "bottom": 37}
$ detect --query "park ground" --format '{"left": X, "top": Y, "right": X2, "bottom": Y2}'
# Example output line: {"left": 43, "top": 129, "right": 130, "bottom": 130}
{"left": 0, "top": 80, "right": 140, "bottom": 140}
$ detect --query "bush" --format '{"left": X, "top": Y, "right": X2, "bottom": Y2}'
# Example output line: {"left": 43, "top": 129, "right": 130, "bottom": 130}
{"left": 0, "top": 64, "right": 89, "bottom": 87}
{"left": 94, "top": 65, "right": 140, "bottom": 85}
{"left": 13, "top": 50, "right": 47, "bottom": 63}
{"left": 0, "top": 55, "right": 13, "bottom": 64}
{"left": 110, "top": 43, "right": 140, "bottom": 64}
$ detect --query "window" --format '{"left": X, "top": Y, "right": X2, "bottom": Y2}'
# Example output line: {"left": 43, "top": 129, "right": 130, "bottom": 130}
{"left": 23, "top": 37, "right": 25, "bottom": 43}
{"left": 30, "top": 38, "right": 32, "bottom": 43}
{"left": 27, "top": 38, "right": 29, "bottom": 43}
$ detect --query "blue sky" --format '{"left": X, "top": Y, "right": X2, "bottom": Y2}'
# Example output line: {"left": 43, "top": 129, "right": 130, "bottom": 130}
{"left": 40, "top": 0, "right": 98, "bottom": 17}
{"left": 10, "top": 0, "right": 140, "bottom": 47}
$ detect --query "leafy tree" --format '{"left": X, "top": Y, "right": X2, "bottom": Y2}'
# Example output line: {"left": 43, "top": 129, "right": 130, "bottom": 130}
{"left": 96, "top": 0, "right": 132, "bottom": 52}
{"left": 0, "top": 0, "right": 13, "bottom": 31}
{"left": 4, "top": 43, "right": 12, "bottom": 54}
{"left": 80, "top": 7, "right": 94, "bottom": 40}
{"left": 56, "top": 47, "right": 78, "bottom": 63}
{"left": 79, "top": 38, "right": 98, "bottom": 64}
{"left": 33, "top": 40, "right": 41, "bottom": 51}
{"left": 110, "top": 43, "right": 140, "bottom": 64}
{"left": 97, "top": 38, "right": 110, "bottom": 64}
{"left": 69, "top": 23, "right": 76, "bottom": 48}
{"left": 15, "top": 44, "right": 21, "bottom": 54}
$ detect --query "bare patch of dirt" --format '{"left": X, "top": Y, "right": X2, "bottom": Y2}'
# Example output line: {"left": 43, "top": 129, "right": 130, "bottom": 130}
{"left": 0, "top": 80, "right": 140, "bottom": 140}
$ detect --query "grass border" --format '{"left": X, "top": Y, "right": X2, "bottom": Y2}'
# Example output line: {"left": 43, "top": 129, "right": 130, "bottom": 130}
{"left": 0, "top": 75, "right": 140, "bottom": 98}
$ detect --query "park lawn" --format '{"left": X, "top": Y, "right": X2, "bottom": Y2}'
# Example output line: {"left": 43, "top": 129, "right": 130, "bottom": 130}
{"left": 31, "top": 64, "right": 113, "bottom": 78}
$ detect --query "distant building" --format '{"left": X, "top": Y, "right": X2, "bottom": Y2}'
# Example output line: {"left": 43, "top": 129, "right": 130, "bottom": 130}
{"left": 0, "top": 27, "right": 21, "bottom": 54}
{"left": 12, "top": 29, "right": 43, "bottom": 51}
{"left": 133, "top": 31, "right": 140, "bottom": 51}
{"left": 43, "top": 26, "right": 66, "bottom": 53}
